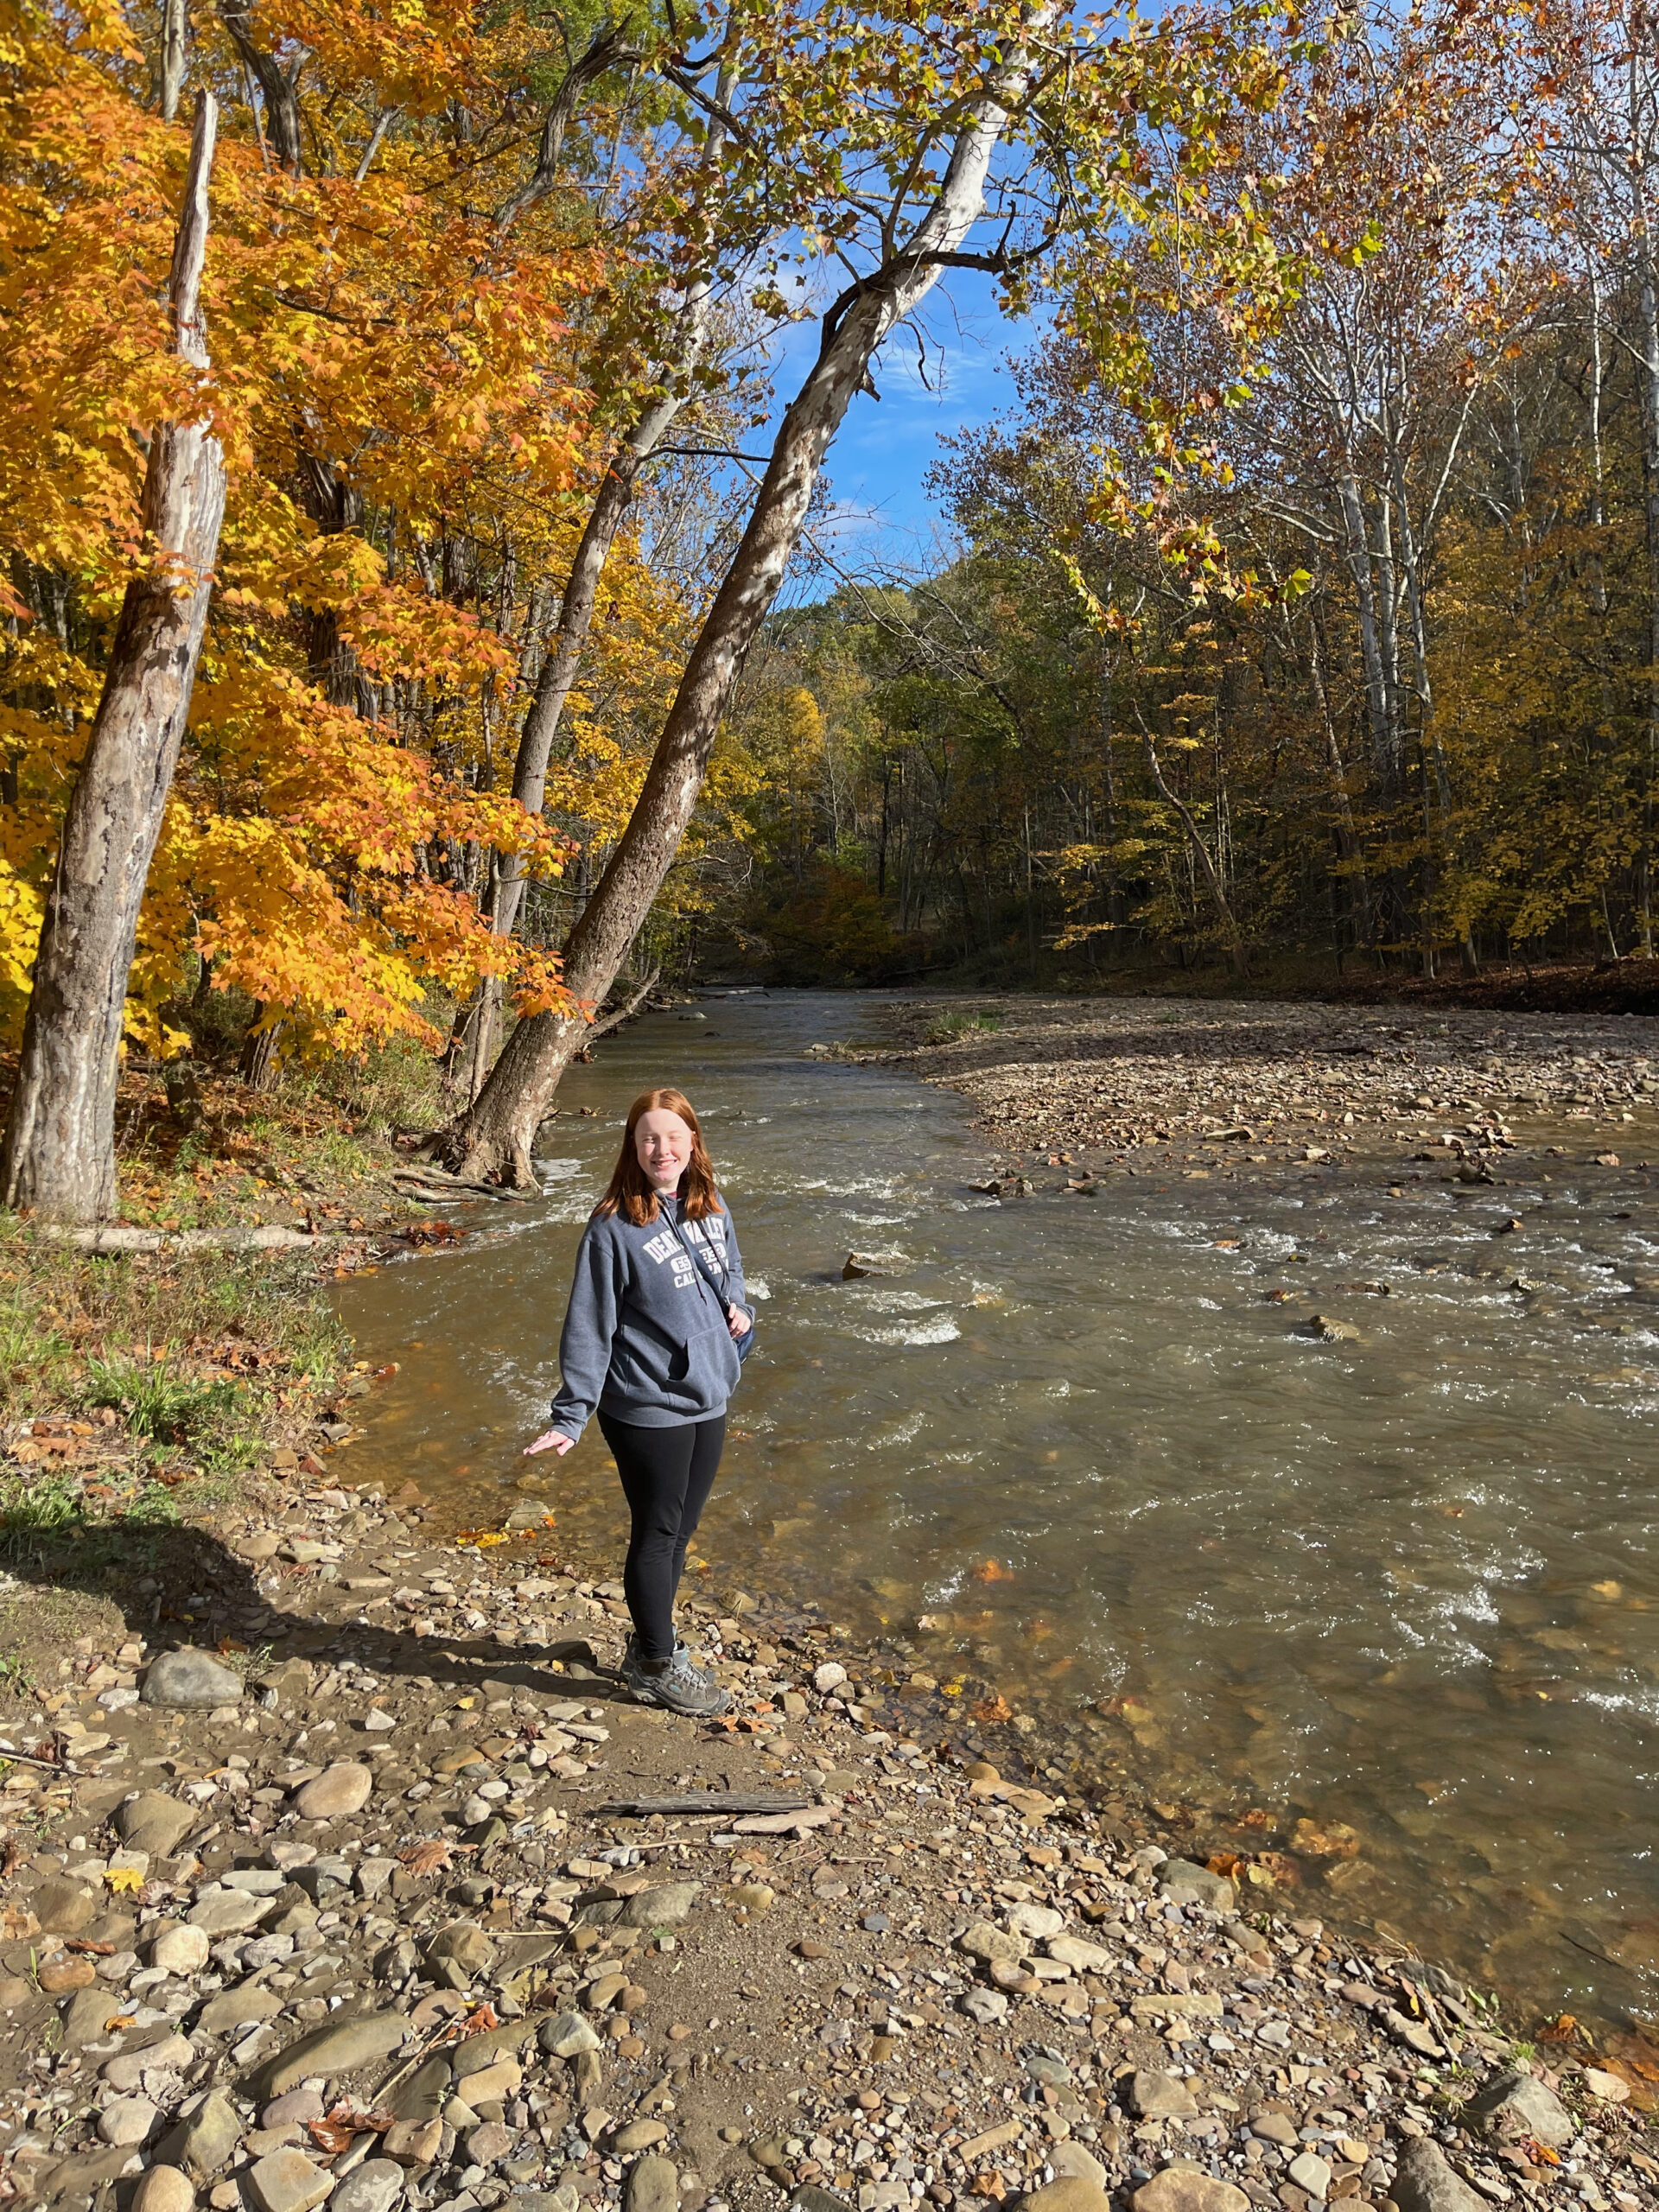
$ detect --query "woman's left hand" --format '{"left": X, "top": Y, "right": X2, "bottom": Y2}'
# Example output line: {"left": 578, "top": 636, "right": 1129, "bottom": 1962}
{"left": 727, "top": 1303, "right": 751, "bottom": 1341}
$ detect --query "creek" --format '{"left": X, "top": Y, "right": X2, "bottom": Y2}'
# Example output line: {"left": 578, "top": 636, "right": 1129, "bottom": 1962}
{"left": 336, "top": 988, "right": 1659, "bottom": 2037}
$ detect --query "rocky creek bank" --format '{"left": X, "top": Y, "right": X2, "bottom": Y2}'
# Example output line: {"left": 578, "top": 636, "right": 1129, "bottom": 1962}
{"left": 0, "top": 1472, "right": 1652, "bottom": 2212}
{"left": 856, "top": 997, "right": 1657, "bottom": 1189}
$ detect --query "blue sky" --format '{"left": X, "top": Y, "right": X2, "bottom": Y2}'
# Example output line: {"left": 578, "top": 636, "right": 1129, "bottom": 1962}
{"left": 762, "top": 265, "right": 1033, "bottom": 587}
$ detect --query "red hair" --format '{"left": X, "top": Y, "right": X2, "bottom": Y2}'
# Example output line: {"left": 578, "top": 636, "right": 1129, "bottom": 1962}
{"left": 594, "top": 1087, "right": 723, "bottom": 1228}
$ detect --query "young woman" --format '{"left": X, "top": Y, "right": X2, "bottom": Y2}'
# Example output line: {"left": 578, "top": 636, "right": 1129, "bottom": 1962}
{"left": 524, "top": 1086, "right": 753, "bottom": 1717}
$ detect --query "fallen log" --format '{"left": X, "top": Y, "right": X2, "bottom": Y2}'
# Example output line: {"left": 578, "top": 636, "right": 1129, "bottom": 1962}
{"left": 42, "top": 1224, "right": 340, "bottom": 1255}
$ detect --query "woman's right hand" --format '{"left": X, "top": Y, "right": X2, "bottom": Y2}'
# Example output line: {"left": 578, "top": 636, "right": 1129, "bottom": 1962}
{"left": 524, "top": 1428, "right": 576, "bottom": 1457}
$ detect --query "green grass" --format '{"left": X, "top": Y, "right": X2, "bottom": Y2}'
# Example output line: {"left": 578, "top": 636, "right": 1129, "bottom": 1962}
{"left": 923, "top": 1009, "right": 1003, "bottom": 1045}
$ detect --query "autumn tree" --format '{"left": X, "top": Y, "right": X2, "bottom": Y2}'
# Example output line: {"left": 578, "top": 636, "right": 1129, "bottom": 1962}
{"left": 424, "top": 0, "right": 1299, "bottom": 1184}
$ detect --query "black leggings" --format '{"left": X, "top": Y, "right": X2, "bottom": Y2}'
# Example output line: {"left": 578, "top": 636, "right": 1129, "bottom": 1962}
{"left": 597, "top": 1413, "right": 726, "bottom": 1662}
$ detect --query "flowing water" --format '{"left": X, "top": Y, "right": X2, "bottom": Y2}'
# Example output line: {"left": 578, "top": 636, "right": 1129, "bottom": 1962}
{"left": 335, "top": 989, "right": 1659, "bottom": 2036}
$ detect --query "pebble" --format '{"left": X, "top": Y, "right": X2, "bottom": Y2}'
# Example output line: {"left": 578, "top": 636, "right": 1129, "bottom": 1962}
{"left": 1287, "top": 2151, "right": 1332, "bottom": 2199}
{"left": 328, "top": 2158, "right": 407, "bottom": 2212}
{"left": 1131, "top": 2173, "right": 1249, "bottom": 2212}
{"left": 133, "top": 2169, "right": 197, "bottom": 2212}
{"left": 150, "top": 1923, "right": 212, "bottom": 1974}
{"left": 626, "top": 2156, "right": 680, "bottom": 2212}
{"left": 246, "top": 2149, "right": 334, "bottom": 2212}
{"left": 292, "top": 1761, "right": 373, "bottom": 1819}
{"left": 98, "top": 2094, "right": 159, "bottom": 2145}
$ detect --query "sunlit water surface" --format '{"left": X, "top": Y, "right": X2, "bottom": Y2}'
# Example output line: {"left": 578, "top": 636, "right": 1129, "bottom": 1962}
{"left": 335, "top": 990, "right": 1659, "bottom": 2033}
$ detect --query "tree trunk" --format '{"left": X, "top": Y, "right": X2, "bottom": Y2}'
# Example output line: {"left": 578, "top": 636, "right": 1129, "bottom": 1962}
{"left": 425, "top": 41, "right": 1049, "bottom": 1182}
{"left": 1635, "top": 216, "right": 1659, "bottom": 956}
{"left": 1, "top": 96, "right": 226, "bottom": 1224}
{"left": 160, "top": 0, "right": 188, "bottom": 120}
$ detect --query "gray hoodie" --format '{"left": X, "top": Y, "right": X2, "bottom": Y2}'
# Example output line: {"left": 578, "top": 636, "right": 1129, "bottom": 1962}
{"left": 548, "top": 1192, "right": 747, "bottom": 1440}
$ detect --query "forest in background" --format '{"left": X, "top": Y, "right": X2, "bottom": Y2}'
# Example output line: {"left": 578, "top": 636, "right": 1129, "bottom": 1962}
{"left": 4, "top": 0, "right": 1659, "bottom": 1223}
{"left": 706, "top": 0, "right": 1659, "bottom": 993}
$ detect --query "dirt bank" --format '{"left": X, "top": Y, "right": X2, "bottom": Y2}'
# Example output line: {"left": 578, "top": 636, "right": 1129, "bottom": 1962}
{"left": 0, "top": 1467, "right": 1655, "bottom": 2212}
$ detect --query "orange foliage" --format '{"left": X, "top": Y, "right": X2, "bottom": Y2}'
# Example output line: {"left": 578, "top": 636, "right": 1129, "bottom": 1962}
{"left": 0, "top": 0, "right": 668, "bottom": 1057}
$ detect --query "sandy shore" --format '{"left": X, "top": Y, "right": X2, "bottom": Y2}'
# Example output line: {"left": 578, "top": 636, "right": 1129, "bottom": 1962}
{"left": 0, "top": 1466, "right": 1655, "bottom": 2212}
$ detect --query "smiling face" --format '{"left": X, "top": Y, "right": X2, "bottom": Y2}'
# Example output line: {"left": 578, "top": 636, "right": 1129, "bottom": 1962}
{"left": 634, "top": 1108, "right": 695, "bottom": 1193}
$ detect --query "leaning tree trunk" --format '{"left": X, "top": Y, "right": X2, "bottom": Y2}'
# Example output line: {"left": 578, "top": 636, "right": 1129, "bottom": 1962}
{"left": 426, "top": 46, "right": 1048, "bottom": 1184}
{"left": 454, "top": 331, "right": 712, "bottom": 1099}
{"left": 453, "top": 69, "right": 733, "bottom": 1103}
{"left": 1, "top": 96, "right": 226, "bottom": 1225}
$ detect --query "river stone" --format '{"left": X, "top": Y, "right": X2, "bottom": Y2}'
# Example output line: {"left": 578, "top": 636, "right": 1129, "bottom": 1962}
{"left": 613, "top": 2120, "right": 669, "bottom": 2154}
{"left": 188, "top": 1889, "right": 274, "bottom": 1936}
{"left": 151, "top": 1923, "right": 212, "bottom": 1974}
{"left": 450, "top": 2017, "right": 541, "bottom": 2076}
{"left": 105, "top": 2034, "right": 193, "bottom": 2091}
{"left": 383, "top": 2118, "right": 443, "bottom": 2167}
{"left": 155, "top": 2091, "right": 245, "bottom": 2179}
{"left": 199, "top": 1982, "right": 283, "bottom": 2035}
{"left": 143, "top": 1649, "right": 245, "bottom": 1709}
{"left": 264, "top": 2089, "right": 325, "bottom": 2129}
{"left": 1287, "top": 2153, "right": 1332, "bottom": 2200}
{"left": 790, "top": 2191, "right": 856, "bottom": 2212}
{"left": 813, "top": 1662, "right": 848, "bottom": 1694}
{"left": 458, "top": 2058, "right": 522, "bottom": 2107}
{"left": 293, "top": 1763, "right": 372, "bottom": 1821}
{"left": 32, "top": 1878, "right": 97, "bottom": 1935}
{"left": 1391, "top": 2139, "right": 1491, "bottom": 2212}
{"left": 1048, "top": 2147, "right": 1108, "bottom": 2190}
{"left": 98, "top": 2094, "right": 159, "bottom": 2145}
{"left": 1130, "top": 2172, "right": 1249, "bottom": 2212}
{"left": 1157, "top": 1859, "right": 1236, "bottom": 1911}
{"left": 958, "top": 1919, "right": 1022, "bottom": 1964}
{"left": 620, "top": 1882, "right": 701, "bottom": 1928}
{"left": 537, "top": 2011, "right": 601, "bottom": 2059}
{"left": 1047, "top": 1934, "right": 1115, "bottom": 1973}
{"left": 329, "top": 2158, "right": 405, "bottom": 2212}
{"left": 133, "top": 2167, "right": 197, "bottom": 2212}
{"left": 628, "top": 2157, "right": 680, "bottom": 2212}
{"left": 1465, "top": 2069, "right": 1573, "bottom": 2147}
{"left": 960, "top": 1987, "right": 1009, "bottom": 2024}
{"left": 386, "top": 2056, "right": 453, "bottom": 2123}
{"left": 246, "top": 2148, "right": 333, "bottom": 2212}
{"left": 1007, "top": 1902, "right": 1065, "bottom": 1942}
{"left": 464, "top": 2120, "right": 514, "bottom": 2165}
{"left": 1021, "top": 2183, "right": 1113, "bottom": 2212}
{"left": 57, "top": 1988, "right": 124, "bottom": 2054}
{"left": 248, "top": 2011, "right": 410, "bottom": 2099}
{"left": 117, "top": 1791, "right": 199, "bottom": 1857}
{"left": 1129, "top": 2071, "right": 1198, "bottom": 2120}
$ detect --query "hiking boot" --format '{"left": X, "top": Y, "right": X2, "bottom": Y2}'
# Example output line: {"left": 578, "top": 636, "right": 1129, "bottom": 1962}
{"left": 621, "top": 1629, "right": 684, "bottom": 1676}
{"left": 620, "top": 1644, "right": 732, "bottom": 1718}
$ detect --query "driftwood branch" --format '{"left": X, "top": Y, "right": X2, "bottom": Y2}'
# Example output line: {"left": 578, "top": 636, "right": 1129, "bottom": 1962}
{"left": 599, "top": 1791, "right": 813, "bottom": 1817}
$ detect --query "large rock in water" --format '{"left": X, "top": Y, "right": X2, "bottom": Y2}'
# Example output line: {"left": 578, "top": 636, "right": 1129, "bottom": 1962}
{"left": 1391, "top": 2139, "right": 1493, "bottom": 2212}
{"left": 142, "top": 1649, "right": 244, "bottom": 1708}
